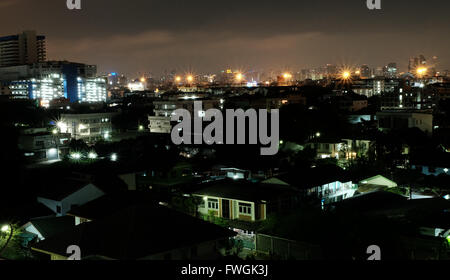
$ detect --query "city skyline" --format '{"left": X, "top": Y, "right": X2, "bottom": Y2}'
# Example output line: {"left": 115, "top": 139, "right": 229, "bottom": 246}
{"left": 1, "top": 0, "right": 450, "bottom": 76}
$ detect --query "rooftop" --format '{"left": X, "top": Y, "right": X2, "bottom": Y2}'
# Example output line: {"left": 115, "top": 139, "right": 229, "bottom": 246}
{"left": 33, "top": 204, "right": 236, "bottom": 259}
{"left": 192, "top": 178, "right": 298, "bottom": 202}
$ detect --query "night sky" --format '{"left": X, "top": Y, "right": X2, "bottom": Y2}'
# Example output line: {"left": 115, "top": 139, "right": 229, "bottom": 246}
{"left": 1, "top": 0, "right": 450, "bottom": 76}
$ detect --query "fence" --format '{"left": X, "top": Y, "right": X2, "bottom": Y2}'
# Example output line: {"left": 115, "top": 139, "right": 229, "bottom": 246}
{"left": 255, "top": 234, "right": 322, "bottom": 260}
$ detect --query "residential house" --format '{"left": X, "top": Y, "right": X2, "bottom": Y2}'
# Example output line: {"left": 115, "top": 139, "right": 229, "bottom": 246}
{"left": 190, "top": 179, "right": 300, "bottom": 251}
{"left": 263, "top": 165, "right": 357, "bottom": 205}
{"left": 67, "top": 192, "right": 160, "bottom": 226}
{"left": 377, "top": 110, "right": 433, "bottom": 136}
{"left": 21, "top": 216, "right": 75, "bottom": 246}
{"left": 192, "top": 179, "right": 300, "bottom": 223}
{"left": 357, "top": 175, "right": 398, "bottom": 194}
{"left": 341, "top": 138, "right": 373, "bottom": 160}
{"left": 32, "top": 204, "right": 236, "bottom": 260}
{"left": 37, "top": 180, "right": 106, "bottom": 216}
{"left": 305, "top": 138, "right": 345, "bottom": 159}
{"left": 137, "top": 162, "right": 194, "bottom": 193}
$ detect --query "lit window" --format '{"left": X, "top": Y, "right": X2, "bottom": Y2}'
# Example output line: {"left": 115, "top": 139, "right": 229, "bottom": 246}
{"left": 207, "top": 198, "right": 219, "bottom": 210}
{"left": 239, "top": 203, "right": 252, "bottom": 215}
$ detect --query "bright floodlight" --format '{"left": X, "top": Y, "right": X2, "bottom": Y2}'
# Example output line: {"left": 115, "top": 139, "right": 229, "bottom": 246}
{"left": 175, "top": 76, "right": 182, "bottom": 82}
{"left": 283, "top": 73, "right": 292, "bottom": 79}
{"left": 1, "top": 225, "right": 10, "bottom": 232}
{"left": 236, "top": 73, "right": 243, "bottom": 81}
{"left": 417, "top": 67, "right": 427, "bottom": 76}
{"left": 57, "top": 122, "right": 67, "bottom": 132}
{"left": 111, "top": 153, "right": 118, "bottom": 162}
{"left": 342, "top": 71, "right": 351, "bottom": 79}
{"left": 88, "top": 152, "right": 98, "bottom": 159}
{"left": 187, "top": 75, "right": 194, "bottom": 83}
{"left": 71, "top": 153, "right": 81, "bottom": 160}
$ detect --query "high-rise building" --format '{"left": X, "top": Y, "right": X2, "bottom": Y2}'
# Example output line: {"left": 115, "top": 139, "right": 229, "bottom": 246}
{"left": 0, "top": 61, "right": 106, "bottom": 106}
{"left": 326, "top": 64, "right": 337, "bottom": 78}
{"left": 360, "top": 65, "right": 371, "bottom": 79}
{"left": 409, "top": 55, "right": 427, "bottom": 72}
{"left": 0, "top": 31, "right": 46, "bottom": 67}
{"left": 387, "top": 63, "right": 398, "bottom": 78}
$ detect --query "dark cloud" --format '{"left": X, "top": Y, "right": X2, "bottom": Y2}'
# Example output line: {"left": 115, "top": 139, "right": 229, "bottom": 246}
{"left": 1, "top": 0, "right": 450, "bottom": 76}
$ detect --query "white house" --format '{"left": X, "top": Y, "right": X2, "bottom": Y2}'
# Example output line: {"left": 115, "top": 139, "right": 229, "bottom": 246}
{"left": 359, "top": 175, "right": 397, "bottom": 188}
{"left": 21, "top": 216, "right": 74, "bottom": 242}
{"left": 37, "top": 182, "right": 105, "bottom": 216}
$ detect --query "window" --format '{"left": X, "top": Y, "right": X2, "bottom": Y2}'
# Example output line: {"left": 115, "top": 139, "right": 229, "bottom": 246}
{"left": 239, "top": 203, "right": 252, "bottom": 215}
{"left": 35, "top": 141, "right": 44, "bottom": 148}
{"left": 207, "top": 198, "right": 219, "bottom": 210}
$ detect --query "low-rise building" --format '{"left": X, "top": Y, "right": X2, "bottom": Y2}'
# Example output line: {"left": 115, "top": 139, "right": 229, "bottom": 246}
{"left": 18, "top": 127, "right": 71, "bottom": 162}
{"left": 32, "top": 204, "right": 236, "bottom": 260}
{"left": 37, "top": 180, "right": 106, "bottom": 216}
{"left": 192, "top": 179, "right": 299, "bottom": 223}
{"left": 341, "top": 138, "right": 373, "bottom": 160}
{"left": 377, "top": 110, "right": 433, "bottom": 136}
{"left": 57, "top": 112, "right": 117, "bottom": 143}
{"left": 264, "top": 165, "right": 357, "bottom": 205}
{"left": 148, "top": 98, "right": 220, "bottom": 134}
{"left": 305, "top": 138, "right": 345, "bottom": 159}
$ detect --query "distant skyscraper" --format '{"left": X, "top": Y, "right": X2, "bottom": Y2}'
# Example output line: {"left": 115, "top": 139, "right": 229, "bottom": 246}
{"left": 408, "top": 55, "right": 427, "bottom": 72}
{"left": 360, "top": 65, "right": 371, "bottom": 79}
{"left": 374, "top": 67, "right": 384, "bottom": 77}
{"left": 0, "top": 31, "right": 46, "bottom": 67}
{"left": 387, "top": 63, "right": 398, "bottom": 78}
{"left": 326, "top": 64, "right": 337, "bottom": 78}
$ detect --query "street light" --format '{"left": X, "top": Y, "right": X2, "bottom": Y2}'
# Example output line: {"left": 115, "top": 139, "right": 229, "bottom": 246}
{"left": 342, "top": 71, "right": 351, "bottom": 80}
{"left": 104, "top": 132, "right": 110, "bottom": 140}
{"left": 111, "top": 153, "right": 118, "bottom": 162}
{"left": 235, "top": 73, "right": 243, "bottom": 82}
{"left": 0, "top": 224, "right": 13, "bottom": 256}
{"left": 57, "top": 121, "right": 67, "bottom": 132}
{"left": 283, "top": 73, "right": 292, "bottom": 80}
{"left": 416, "top": 67, "right": 427, "bottom": 77}
{"left": 187, "top": 75, "right": 194, "bottom": 83}
{"left": 71, "top": 152, "right": 82, "bottom": 160}
{"left": 1, "top": 225, "right": 9, "bottom": 233}
{"left": 88, "top": 152, "right": 98, "bottom": 159}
